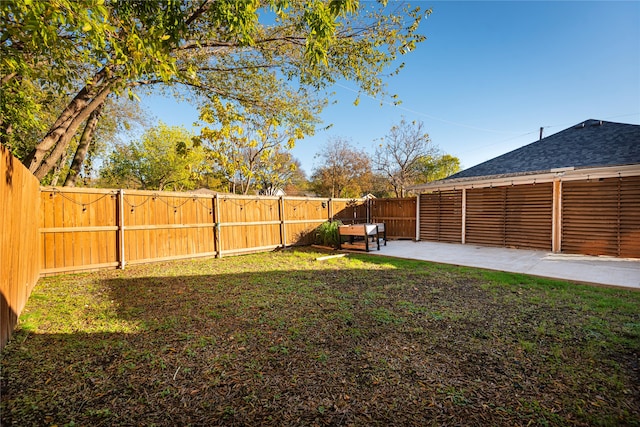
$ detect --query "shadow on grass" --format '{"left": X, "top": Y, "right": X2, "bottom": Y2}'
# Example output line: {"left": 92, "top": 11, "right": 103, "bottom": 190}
{"left": 2, "top": 251, "right": 639, "bottom": 426}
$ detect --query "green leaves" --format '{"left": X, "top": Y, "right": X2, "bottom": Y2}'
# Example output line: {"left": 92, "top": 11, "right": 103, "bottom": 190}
{"left": 100, "top": 123, "right": 206, "bottom": 191}
{"left": 4, "top": 0, "right": 429, "bottom": 183}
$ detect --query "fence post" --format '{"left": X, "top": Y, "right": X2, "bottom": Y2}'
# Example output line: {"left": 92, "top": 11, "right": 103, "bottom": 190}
{"left": 211, "top": 195, "right": 217, "bottom": 258}
{"left": 279, "top": 196, "right": 286, "bottom": 248}
{"left": 117, "top": 189, "right": 126, "bottom": 269}
{"left": 328, "top": 198, "right": 333, "bottom": 222}
{"left": 214, "top": 193, "right": 221, "bottom": 258}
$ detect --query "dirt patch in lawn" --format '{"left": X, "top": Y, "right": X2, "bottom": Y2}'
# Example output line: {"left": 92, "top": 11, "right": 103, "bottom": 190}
{"left": 2, "top": 248, "right": 639, "bottom": 426}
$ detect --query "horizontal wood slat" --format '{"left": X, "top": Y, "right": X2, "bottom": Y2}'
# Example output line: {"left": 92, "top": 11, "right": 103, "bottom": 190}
{"left": 419, "top": 191, "right": 462, "bottom": 243}
{"left": 562, "top": 176, "right": 640, "bottom": 257}
{"left": 465, "top": 183, "right": 552, "bottom": 250}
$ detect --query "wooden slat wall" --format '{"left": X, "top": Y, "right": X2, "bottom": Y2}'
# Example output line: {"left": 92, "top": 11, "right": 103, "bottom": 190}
{"left": 466, "top": 183, "right": 552, "bottom": 250}
{"left": 620, "top": 176, "right": 640, "bottom": 258}
{"left": 505, "top": 184, "right": 553, "bottom": 250}
{"left": 419, "top": 190, "right": 462, "bottom": 243}
{"left": 466, "top": 187, "right": 507, "bottom": 247}
{"left": 563, "top": 177, "right": 640, "bottom": 257}
{"left": 1, "top": 145, "right": 41, "bottom": 350}
{"left": 370, "top": 197, "right": 417, "bottom": 239}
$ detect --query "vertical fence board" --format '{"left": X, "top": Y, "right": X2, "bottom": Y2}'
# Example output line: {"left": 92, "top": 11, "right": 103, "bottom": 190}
{"left": 370, "top": 197, "right": 417, "bottom": 239}
{"left": 331, "top": 199, "right": 367, "bottom": 224}
{"left": 284, "top": 198, "right": 329, "bottom": 245}
{"left": 41, "top": 191, "right": 56, "bottom": 269}
{"left": 1, "top": 146, "right": 41, "bottom": 350}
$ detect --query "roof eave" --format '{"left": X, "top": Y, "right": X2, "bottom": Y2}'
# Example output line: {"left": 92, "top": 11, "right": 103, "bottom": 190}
{"left": 408, "top": 163, "right": 640, "bottom": 192}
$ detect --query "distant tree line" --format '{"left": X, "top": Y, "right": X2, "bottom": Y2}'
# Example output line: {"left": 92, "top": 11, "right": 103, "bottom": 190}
{"left": 97, "top": 118, "right": 460, "bottom": 197}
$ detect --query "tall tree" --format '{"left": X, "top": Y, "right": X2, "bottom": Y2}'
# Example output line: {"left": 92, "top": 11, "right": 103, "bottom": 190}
{"left": 2, "top": 1, "right": 429, "bottom": 182}
{"left": 99, "top": 123, "right": 206, "bottom": 191}
{"left": 310, "top": 138, "right": 372, "bottom": 198}
{"left": 62, "top": 102, "right": 104, "bottom": 187}
{"left": 374, "top": 118, "right": 437, "bottom": 197}
{"left": 199, "top": 93, "right": 318, "bottom": 194}
{"left": 281, "top": 158, "right": 310, "bottom": 196}
{"left": 1, "top": 0, "right": 113, "bottom": 156}
{"left": 254, "top": 150, "right": 304, "bottom": 196}
{"left": 414, "top": 153, "right": 461, "bottom": 183}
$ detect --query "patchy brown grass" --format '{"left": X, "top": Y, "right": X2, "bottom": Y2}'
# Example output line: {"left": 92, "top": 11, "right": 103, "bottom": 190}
{"left": 2, "top": 248, "right": 639, "bottom": 426}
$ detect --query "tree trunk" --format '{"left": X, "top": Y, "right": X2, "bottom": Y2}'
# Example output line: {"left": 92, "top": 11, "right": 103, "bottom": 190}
{"left": 30, "top": 83, "right": 113, "bottom": 180}
{"left": 49, "top": 150, "right": 70, "bottom": 186}
{"left": 24, "top": 68, "right": 117, "bottom": 180}
{"left": 24, "top": 69, "right": 107, "bottom": 168}
{"left": 63, "top": 102, "right": 104, "bottom": 187}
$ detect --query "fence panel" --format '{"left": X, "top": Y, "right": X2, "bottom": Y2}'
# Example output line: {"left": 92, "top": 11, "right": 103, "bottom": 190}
{"left": 504, "top": 183, "right": 552, "bottom": 251}
{"left": 122, "top": 190, "right": 216, "bottom": 265}
{"left": 419, "top": 190, "right": 463, "bottom": 243}
{"left": 40, "top": 188, "right": 119, "bottom": 274}
{"left": 1, "top": 146, "right": 41, "bottom": 350}
{"left": 216, "top": 195, "right": 282, "bottom": 255}
{"left": 331, "top": 199, "right": 367, "bottom": 224}
{"left": 563, "top": 177, "right": 640, "bottom": 257}
{"left": 283, "top": 197, "right": 329, "bottom": 246}
{"left": 35, "top": 188, "right": 422, "bottom": 273}
{"left": 370, "top": 197, "right": 417, "bottom": 239}
{"left": 466, "top": 187, "right": 508, "bottom": 247}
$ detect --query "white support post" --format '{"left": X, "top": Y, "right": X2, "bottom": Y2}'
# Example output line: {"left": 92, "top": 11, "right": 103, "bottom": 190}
{"left": 461, "top": 188, "right": 467, "bottom": 245}
{"left": 552, "top": 180, "right": 562, "bottom": 253}
{"left": 415, "top": 194, "right": 420, "bottom": 241}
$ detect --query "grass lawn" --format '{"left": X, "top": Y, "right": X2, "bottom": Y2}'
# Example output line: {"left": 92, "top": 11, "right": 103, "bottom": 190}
{"left": 1, "top": 248, "right": 639, "bottom": 426}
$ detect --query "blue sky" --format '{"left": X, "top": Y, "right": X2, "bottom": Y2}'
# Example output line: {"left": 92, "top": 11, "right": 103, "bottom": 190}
{"left": 138, "top": 1, "right": 640, "bottom": 177}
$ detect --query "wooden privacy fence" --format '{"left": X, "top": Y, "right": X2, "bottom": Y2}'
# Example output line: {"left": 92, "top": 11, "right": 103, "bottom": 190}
{"left": 1, "top": 145, "right": 41, "bottom": 350}
{"left": 39, "top": 188, "right": 389, "bottom": 275}
{"left": 2, "top": 143, "right": 417, "bottom": 350}
{"left": 370, "top": 197, "right": 418, "bottom": 239}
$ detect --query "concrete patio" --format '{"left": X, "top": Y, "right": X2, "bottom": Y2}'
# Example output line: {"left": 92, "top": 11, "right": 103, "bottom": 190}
{"left": 368, "top": 240, "right": 640, "bottom": 290}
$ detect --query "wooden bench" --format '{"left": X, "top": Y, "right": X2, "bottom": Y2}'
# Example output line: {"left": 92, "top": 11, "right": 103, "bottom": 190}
{"left": 338, "top": 224, "right": 380, "bottom": 252}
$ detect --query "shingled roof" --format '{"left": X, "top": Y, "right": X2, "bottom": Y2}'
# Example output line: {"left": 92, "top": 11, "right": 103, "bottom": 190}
{"left": 449, "top": 119, "right": 640, "bottom": 180}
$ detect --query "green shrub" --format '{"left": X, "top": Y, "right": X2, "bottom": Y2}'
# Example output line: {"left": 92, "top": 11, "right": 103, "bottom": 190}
{"left": 315, "top": 220, "right": 343, "bottom": 247}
